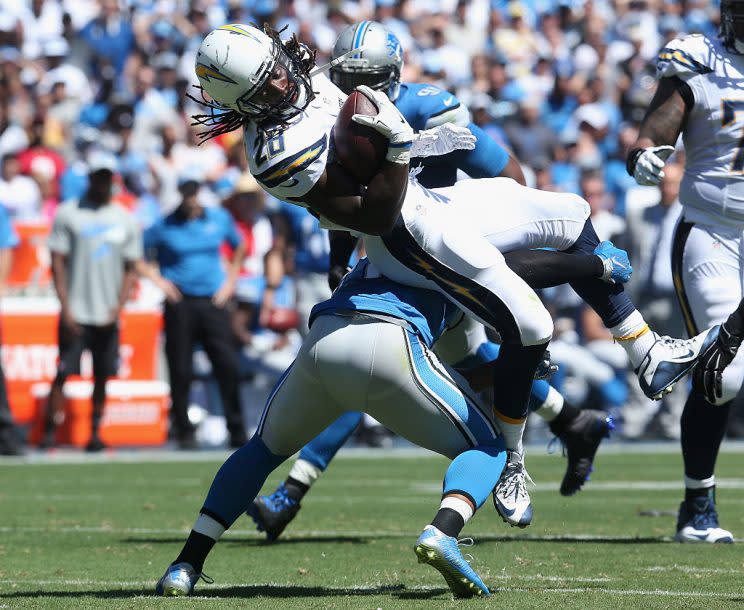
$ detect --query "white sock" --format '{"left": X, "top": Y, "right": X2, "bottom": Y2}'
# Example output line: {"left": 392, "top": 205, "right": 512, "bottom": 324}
{"left": 193, "top": 513, "right": 225, "bottom": 542}
{"left": 288, "top": 458, "right": 322, "bottom": 488}
{"left": 440, "top": 495, "right": 474, "bottom": 524}
{"left": 684, "top": 475, "right": 715, "bottom": 490}
{"left": 610, "top": 310, "right": 656, "bottom": 368}
{"left": 495, "top": 416, "right": 526, "bottom": 456}
{"left": 535, "top": 386, "right": 565, "bottom": 422}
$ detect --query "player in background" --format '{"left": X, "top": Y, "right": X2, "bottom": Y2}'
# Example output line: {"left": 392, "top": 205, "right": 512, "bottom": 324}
{"left": 192, "top": 22, "right": 717, "bottom": 535}
{"left": 250, "top": 21, "right": 614, "bottom": 541}
{"left": 156, "top": 243, "right": 630, "bottom": 598}
{"left": 627, "top": 1, "right": 744, "bottom": 543}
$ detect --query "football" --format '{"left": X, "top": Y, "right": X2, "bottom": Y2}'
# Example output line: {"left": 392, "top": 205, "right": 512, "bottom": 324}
{"left": 333, "top": 89, "right": 388, "bottom": 185}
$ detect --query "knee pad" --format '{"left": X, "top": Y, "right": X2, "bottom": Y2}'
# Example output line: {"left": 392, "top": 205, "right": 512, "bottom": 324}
{"left": 519, "top": 305, "right": 554, "bottom": 346}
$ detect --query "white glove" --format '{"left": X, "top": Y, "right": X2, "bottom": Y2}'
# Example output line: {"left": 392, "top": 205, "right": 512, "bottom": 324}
{"left": 630, "top": 145, "right": 675, "bottom": 186}
{"left": 410, "top": 123, "right": 476, "bottom": 158}
{"left": 351, "top": 85, "right": 414, "bottom": 165}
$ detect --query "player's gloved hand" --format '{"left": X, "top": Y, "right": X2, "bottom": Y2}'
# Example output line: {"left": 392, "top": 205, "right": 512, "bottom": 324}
{"left": 535, "top": 349, "right": 559, "bottom": 380}
{"left": 694, "top": 324, "right": 744, "bottom": 404}
{"left": 328, "top": 264, "right": 350, "bottom": 292}
{"left": 627, "top": 145, "right": 675, "bottom": 186}
{"left": 410, "top": 123, "right": 476, "bottom": 158}
{"left": 593, "top": 240, "right": 633, "bottom": 284}
{"left": 352, "top": 85, "right": 414, "bottom": 164}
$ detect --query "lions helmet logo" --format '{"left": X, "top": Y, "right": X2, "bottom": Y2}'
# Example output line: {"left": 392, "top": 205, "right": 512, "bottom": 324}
{"left": 386, "top": 32, "right": 402, "bottom": 61}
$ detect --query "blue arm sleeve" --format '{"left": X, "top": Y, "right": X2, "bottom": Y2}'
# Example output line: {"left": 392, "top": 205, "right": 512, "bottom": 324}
{"left": 448, "top": 122, "right": 510, "bottom": 178}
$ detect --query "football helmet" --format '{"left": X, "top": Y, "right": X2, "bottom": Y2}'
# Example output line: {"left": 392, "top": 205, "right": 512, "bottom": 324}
{"left": 330, "top": 21, "right": 403, "bottom": 100}
{"left": 721, "top": 0, "right": 744, "bottom": 54}
{"left": 195, "top": 24, "right": 315, "bottom": 123}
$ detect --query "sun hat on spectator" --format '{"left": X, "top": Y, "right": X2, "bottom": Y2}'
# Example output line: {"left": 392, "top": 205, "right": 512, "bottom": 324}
{"left": 43, "top": 38, "right": 69, "bottom": 58}
{"left": 86, "top": 150, "right": 118, "bottom": 175}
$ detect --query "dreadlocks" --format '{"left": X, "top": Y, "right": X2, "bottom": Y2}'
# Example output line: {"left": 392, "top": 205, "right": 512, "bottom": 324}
{"left": 189, "top": 24, "right": 317, "bottom": 144}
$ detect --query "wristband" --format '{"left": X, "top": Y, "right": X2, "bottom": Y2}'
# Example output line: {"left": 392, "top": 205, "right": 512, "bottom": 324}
{"left": 385, "top": 140, "right": 413, "bottom": 165}
{"left": 626, "top": 148, "right": 644, "bottom": 176}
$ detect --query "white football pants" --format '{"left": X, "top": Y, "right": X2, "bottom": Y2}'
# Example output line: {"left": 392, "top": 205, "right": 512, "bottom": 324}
{"left": 258, "top": 314, "right": 500, "bottom": 459}
{"left": 672, "top": 218, "right": 744, "bottom": 404}
{"left": 364, "top": 177, "right": 590, "bottom": 346}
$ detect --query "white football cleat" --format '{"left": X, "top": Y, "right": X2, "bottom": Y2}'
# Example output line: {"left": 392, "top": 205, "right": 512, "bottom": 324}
{"left": 636, "top": 326, "right": 720, "bottom": 400}
{"left": 675, "top": 496, "right": 734, "bottom": 544}
{"left": 492, "top": 451, "right": 533, "bottom": 528}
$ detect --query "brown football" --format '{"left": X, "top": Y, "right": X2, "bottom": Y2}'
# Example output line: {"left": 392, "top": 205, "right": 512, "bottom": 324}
{"left": 332, "top": 90, "right": 387, "bottom": 185}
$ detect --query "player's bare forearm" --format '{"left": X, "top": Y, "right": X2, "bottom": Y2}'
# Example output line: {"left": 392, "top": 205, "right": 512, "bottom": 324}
{"left": 0, "top": 248, "right": 12, "bottom": 297}
{"left": 635, "top": 77, "right": 690, "bottom": 148}
{"left": 329, "top": 230, "right": 359, "bottom": 270}
{"left": 117, "top": 261, "right": 139, "bottom": 312}
{"left": 500, "top": 155, "right": 526, "bottom": 186}
{"left": 303, "top": 162, "right": 407, "bottom": 235}
{"left": 362, "top": 160, "right": 408, "bottom": 234}
{"left": 51, "top": 251, "right": 71, "bottom": 312}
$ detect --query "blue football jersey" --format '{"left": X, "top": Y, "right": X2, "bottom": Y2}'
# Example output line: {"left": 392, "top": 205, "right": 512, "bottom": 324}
{"left": 310, "top": 258, "right": 459, "bottom": 347}
{"left": 395, "top": 83, "right": 510, "bottom": 188}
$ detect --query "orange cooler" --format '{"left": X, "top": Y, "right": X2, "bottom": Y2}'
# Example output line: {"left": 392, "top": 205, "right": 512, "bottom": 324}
{"left": 30, "top": 380, "right": 170, "bottom": 447}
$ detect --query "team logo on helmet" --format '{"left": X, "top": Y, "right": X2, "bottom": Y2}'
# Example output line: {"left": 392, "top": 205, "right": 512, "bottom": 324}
{"left": 217, "top": 24, "right": 263, "bottom": 42}
{"left": 195, "top": 62, "right": 238, "bottom": 84}
{"left": 386, "top": 32, "right": 402, "bottom": 61}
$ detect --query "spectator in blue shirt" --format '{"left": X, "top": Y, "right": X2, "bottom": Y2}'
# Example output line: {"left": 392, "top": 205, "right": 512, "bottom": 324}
{"left": 0, "top": 206, "right": 21, "bottom": 455}
{"left": 139, "top": 179, "right": 247, "bottom": 449}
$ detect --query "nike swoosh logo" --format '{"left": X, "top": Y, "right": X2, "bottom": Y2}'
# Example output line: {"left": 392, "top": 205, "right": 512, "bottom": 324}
{"left": 495, "top": 499, "right": 516, "bottom": 517}
{"left": 667, "top": 349, "right": 695, "bottom": 361}
{"left": 443, "top": 97, "right": 454, "bottom": 107}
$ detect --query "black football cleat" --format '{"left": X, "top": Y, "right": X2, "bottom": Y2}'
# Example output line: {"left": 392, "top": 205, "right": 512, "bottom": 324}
{"left": 246, "top": 483, "right": 301, "bottom": 541}
{"left": 556, "top": 410, "right": 614, "bottom": 496}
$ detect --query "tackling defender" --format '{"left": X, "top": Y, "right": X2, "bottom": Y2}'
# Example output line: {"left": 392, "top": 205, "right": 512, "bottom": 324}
{"left": 156, "top": 243, "right": 630, "bottom": 598}
{"left": 250, "top": 21, "right": 615, "bottom": 541}
{"left": 628, "top": 0, "right": 744, "bottom": 543}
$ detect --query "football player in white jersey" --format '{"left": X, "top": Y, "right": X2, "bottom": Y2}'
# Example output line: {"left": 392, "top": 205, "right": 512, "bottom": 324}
{"left": 193, "top": 23, "right": 717, "bottom": 507}
{"left": 628, "top": 1, "right": 744, "bottom": 543}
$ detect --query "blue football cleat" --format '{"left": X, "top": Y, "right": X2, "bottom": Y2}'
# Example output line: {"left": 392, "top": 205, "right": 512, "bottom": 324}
{"left": 155, "top": 562, "right": 212, "bottom": 596}
{"left": 414, "top": 526, "right": 490, "bottom": 598}
{"left": 246, "top": 482, "right": 301, "bottom": 541}
{"left": 636, "top": 326, "right": 720, "bottom": 400}
{"left": 675, "top": 496, "right": 734, "bottom": 543}
{"left": 594, "top": 240, "right": 633, "bottom": 284}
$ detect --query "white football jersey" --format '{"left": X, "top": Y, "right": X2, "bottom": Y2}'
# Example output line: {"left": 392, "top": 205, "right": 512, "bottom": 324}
{"left": 657, "top": 35, "right": 744, "bottom": 226}
{"left": 245, "top": 73, "right": 345, "bottom": 208}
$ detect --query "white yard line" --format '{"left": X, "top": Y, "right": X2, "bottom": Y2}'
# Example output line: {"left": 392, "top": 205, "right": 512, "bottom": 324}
{"left": 2, "top": 524, "right": 721, "bottom": 542}
{"left": 3, "top": 441, "right": 744, "bottom": 466}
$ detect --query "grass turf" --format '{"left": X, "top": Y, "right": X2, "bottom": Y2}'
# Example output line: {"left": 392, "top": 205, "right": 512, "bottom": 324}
{"left": 1, "top": 448, "right": 744, "bottom": 609}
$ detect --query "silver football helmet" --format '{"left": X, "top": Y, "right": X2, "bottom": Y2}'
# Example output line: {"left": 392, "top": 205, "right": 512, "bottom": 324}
{"left": 330, "top": 21, "right": 403, "bottom": 100}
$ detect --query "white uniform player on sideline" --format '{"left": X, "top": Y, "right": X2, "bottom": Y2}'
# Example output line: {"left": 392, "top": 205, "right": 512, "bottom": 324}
{"left": 191, "top": 23, "right": 717, "bottom": 519}
{"left": 628, "top": 0, "right": 744, "bottom": 543}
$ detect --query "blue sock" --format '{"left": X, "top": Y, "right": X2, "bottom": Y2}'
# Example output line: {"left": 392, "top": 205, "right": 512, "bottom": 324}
{"left": 527, "top": 378, "right": 551, "bottom": 412}
{"left": 298, "top": 411, "right": 364, "bottom": 471}
{"left": 442, "top": 440, "right": 507, "bottom": 509}
{"left": 201, "top": 435, "right": 286, "bottom": 529}
{"left": 564, "top": 219, "right": 635, "bottom": 327}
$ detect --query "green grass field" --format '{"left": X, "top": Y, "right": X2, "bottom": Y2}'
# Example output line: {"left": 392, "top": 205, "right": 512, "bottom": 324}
{"left": 1, "top": 447, "right": 744, "bottom": 609}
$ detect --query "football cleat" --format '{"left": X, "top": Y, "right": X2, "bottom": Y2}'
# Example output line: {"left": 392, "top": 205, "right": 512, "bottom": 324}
{"left": 155, "top": 562, "right": 212, "bottom": 596}
{"left": 595, "top": 240, "right": 633, "bottom": 284}
{"left": 675, "top": 496, "right": 734, "bottom": 544}
{"left": 492, "top": 451, "right": 533, "bottom": 528}
{"left": 414, "top": 525, "right": 490, "bottom": 598}
{"left": 246, "top": 482, "right": 301, "bottom": 541}
{"left": 636, "top": 326, "right": 720, "bottom": 400}
{"left": 555, "top": 411, "right": 614, "bottom": 496}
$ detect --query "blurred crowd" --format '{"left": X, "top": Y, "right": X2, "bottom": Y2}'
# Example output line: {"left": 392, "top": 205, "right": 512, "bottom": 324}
{"left": 0, "top": 0, "right": 733, "bottom": 446}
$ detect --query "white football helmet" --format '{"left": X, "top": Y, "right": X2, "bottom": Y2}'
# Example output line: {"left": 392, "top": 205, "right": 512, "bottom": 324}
{"left": 195, "top": 23, "right": 315, "bottom": 122}
{"left": 330, "top": 21, "right": 403, "bottom": 100}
